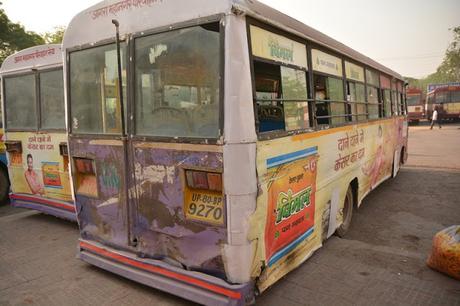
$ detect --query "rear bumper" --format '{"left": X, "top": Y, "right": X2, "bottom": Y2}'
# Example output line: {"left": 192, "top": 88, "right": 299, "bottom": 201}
{"left": 10, "top": 193, "right": 76, "bottom": 222}
{"left": 78, "top": 240, "right": 254, "bottom": 306}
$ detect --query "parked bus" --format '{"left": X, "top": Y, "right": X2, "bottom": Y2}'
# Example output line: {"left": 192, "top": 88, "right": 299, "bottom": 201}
{"left": 0, "top": 102, "right": 9, "bottom": 204}
{"left": 426, "top": 83, "right": 460, "bottom": 121}
{"left": 63, "top": 1, "right": 408, "bottom": 305}
{"left": 0, "top": 45, "right": 76, "bottom": 221}
{"left": 406, "top": 87, "right": 424, "bottom": 124}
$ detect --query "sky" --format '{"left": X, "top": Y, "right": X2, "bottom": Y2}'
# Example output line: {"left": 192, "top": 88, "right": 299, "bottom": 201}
{"left": 2, "top": 0, "right": 459, "bottom": 78}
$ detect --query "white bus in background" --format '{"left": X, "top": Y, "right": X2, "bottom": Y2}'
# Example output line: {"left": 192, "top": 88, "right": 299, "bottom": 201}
{"left": 0, "top": 45, "right": 76, "bottom": 221}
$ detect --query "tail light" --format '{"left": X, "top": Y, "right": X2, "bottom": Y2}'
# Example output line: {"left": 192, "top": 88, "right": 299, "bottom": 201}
{"left": 185, "top": 170, "right": 222, "bottom": 192}
{"left": 75, "top": 158, "right": 95, "bottom": 175}
{"left": 73, "top": 157, "right": 98, "bottom": 198}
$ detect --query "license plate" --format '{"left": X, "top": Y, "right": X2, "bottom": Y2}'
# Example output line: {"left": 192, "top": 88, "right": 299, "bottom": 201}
{"left": 184, "top": 191, "right": 224, "bottom": 226}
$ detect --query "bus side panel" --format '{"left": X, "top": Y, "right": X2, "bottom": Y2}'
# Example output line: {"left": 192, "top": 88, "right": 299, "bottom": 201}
{"left": 131, "top": 142, "right": 227, "bottom": 276}
{"left": 6, "top": 132, "right": 72, "bottom": 202}
{"left": 250, "top": 118, "right": 405, "bottom": 291}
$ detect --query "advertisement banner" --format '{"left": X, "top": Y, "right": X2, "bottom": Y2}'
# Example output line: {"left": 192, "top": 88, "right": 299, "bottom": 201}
{"left": 311, "top": 49, "right": 342, "bottom": 77}
{"left": 345, "top": 61, "right": 364, "bottom": 82}
{"left": 250, "top": 25, "right": 308, "bottom": 69}
{"left": 6, "top": 132, "right": 72, "bottom": 202}
{"left": 265, "top": 147, "right": 318, "bottom": 267}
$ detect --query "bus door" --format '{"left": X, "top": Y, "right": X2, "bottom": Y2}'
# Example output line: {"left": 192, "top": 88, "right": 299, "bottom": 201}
{"left": 69, "top": 43, "right": 130, "bottom": 247}
{"left": 127, "top": 23, "right": 226, "bottom": 274}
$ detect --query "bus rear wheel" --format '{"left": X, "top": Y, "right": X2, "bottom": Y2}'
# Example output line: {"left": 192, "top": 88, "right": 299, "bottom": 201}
{"left": 336, "top": 186, "right": 353, "bottom": 237}
{"left": 0, "top": 169, "right": 9, "bottom": 205}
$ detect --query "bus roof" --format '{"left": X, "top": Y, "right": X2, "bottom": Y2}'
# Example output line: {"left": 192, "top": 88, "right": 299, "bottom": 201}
{"left": 63, "top": 0, "right": 403, "bottom": 81}
{"left": 427, "top": 83, "right": 460, "bottom": 94}
{"left": 0, "top": 44, "right": 62, "bottom": 76}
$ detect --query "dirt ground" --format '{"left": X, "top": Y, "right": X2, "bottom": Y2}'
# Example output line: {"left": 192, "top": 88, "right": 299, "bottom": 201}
{"left": 0, "top": 121, "right": 459, "bottom": 306}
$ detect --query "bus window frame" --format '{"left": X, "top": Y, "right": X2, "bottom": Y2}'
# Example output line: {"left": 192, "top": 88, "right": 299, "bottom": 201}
{"left": 2, "top": 71, "right": 39, "bottom": 132}
{"left": 3, "top": 67, "right": 66, "bottom": 133}
{"left": 67, "top": 38, "right": 129, "bottom": 139}
{"left": 68, "top": 17, "right": 226, "bottom": 145}
{"left": 130, "top": 16, "right": 225, "bottom": 144}
{"left": 344, "top": 76, "right": 367, "bottom": 123}
{"left": 247, "top": 18, "right": 315, "bottom": 141}
{"left": 311, "top": 69, "right": 348, "bottom": 127}
{"left": 37, "top": 67, "right": 66, "bottom": 133}
{"left": 343, "top": 59, "right": 367, "bottom": 123}
{"left": 247, "top": 17, "right": 405, "bottom": 142}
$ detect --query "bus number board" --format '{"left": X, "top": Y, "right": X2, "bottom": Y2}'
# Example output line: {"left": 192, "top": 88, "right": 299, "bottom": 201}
{"left": 184, "top": 190, "right": 224, "bottom": 226}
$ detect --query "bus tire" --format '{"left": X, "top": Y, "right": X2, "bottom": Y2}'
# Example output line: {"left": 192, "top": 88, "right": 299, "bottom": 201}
{"left": 336, "top": 186, "right": 353, "bottom": 238}
{"left": 0, "top": 168, "right": 9, "bottom": 205}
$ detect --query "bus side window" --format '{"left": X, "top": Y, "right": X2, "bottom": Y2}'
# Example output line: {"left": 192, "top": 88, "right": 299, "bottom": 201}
{"left": 346, "top": 81, "right": 366, "bottom": 122}
{"left": 254, "top": 61, "right": 284, "bottom": 133}
{"left": 253, "top": 61, "right": 309, "bottom": 133}
{"left": 383, "top": 89, "right": 392, "bottom": 118}
{"left": 366, "top": 86, "right": 379, "bottom": 119}
{"left": 314, "top": 74, "right": 345, "bottom": 126}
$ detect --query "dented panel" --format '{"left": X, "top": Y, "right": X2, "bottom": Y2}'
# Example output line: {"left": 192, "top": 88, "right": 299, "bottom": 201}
{"left": 131, "top": 142, "right": 227, "bottom": 276}
{"left": 70, "top": 138, "right": 129, "bottom": 246}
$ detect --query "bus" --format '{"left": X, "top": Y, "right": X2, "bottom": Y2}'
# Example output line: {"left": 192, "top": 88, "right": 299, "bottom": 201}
{"left": 0, "top": 44, "right": 76, "bottom": 221}
{"left": 426, "top": 83, "right": 460, "bottom": 121}
{"left": 406, "top": 87, "right": 424, "bottom": 124}
{"left": 63, "top": 1, "right": 408, "bottom": 305}
{"left": 0, "top": 101, "right": 9, "bottom": 204}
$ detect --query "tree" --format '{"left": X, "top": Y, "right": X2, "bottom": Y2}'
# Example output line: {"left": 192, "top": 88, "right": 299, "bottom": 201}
{"left": 0, "top": 2, "right": 44, "bottom": 65}
{"left": 405, "top": 26, "right": 460, "bottom": 91}
{"left": 43, "top": 26, "right": 66, "bottom": 44}
{"left": 436, "top": 26, "right": 460, "bottom": 82}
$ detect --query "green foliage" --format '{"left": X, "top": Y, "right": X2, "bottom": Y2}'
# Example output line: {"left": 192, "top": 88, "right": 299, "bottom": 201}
{"left": 0, "top": 2, "right": 45, "bottom": 65}
{"left": 406, "top": 26, "right": 460, "bottom": 91}
{"left": 436, "top": 26, "right": 460, "bottom": 81}
{"left": 43, "top": 26, "right": 65, "bottom": 44}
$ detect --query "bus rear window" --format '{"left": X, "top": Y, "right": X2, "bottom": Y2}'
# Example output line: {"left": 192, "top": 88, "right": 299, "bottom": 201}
{"left": 69, "top": 43, "right": 126, "bottom": 134}
{"left": 134, "top": 23, "right": 220, "bottom": 139}
{"left": 40, "top": 69, "right": 65, "bottom": 130}
{"left": 406, "top": 95, "right": 420, "bottom": 106}
{"left": 4, "top": 74, "right": 37, "bottom": 130}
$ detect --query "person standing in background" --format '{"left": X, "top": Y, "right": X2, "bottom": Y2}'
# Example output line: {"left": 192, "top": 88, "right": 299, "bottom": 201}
{"left": 430, "top": 107, "right": 442, "bottom": 130}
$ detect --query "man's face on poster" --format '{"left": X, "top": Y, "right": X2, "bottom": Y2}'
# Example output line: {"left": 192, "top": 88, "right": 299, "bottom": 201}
{"left": 27, "top": 156, "right": 33, "bottom": 171}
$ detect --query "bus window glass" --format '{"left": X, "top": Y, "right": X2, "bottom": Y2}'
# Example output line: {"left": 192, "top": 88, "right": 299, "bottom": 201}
{"left": 280, "top": 66, "right": 308, "bottom": 131}
{"left": 70, "top": 43, "right": 126, "bottom": 134}
{"left": 392, "top": 91, "right": 399, "bottom": 115}
{"left": 40, "top": 69, "right": 65, "bottom": 130}
{"left": 4, "top": 74, "right": 37, "bottom": 130}
{"left": 254, "top": 61, "right": 284, "bottom": 132}
{"left": 366, "top": 69, "right": 379, "bottom": 87}
{"left": 367, "top": 86, "right": 379, "bottom": 119}
{"left": 406, "top": 95, "right": 420, "bottom": 106}
{"left": 347, "top": 82, "right": 366, "bottom": 121}
{"left": 436, "top": 91, "right": 448, "bottom": 104}
{"left": 398, "top": 93, "right": 404, "bottom": 114}
{"left": 383, "top": 89, "right": 392, "bottom": 117}
{"left": 135, "top": 24, "right": 220, "bottom": 138}
{"left": 451, "top": 90, "right": 460, "bottom": 102}
{"left": 314, "top": 75, "right": 345, "bottom": 126}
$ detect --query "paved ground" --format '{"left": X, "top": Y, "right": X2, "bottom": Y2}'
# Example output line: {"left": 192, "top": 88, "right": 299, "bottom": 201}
{"left": 1, "top": 121, "right": 459, "bottom": 306}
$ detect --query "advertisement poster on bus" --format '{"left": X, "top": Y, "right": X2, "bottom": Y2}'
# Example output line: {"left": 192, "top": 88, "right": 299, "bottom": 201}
{"left": 7, "top": 132, "right": 72, "bottom": 202}
{"left": 0, "top": 129, "right": 6, "bottom": 165}
{"left": 264, "top": 147, "right": 318, "bottom": 267}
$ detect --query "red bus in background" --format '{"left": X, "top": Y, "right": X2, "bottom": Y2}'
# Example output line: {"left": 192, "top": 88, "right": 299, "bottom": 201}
{"left": 406, "top": 87, "right": 424, "bottom": 124}
{"left": 426, "top": 83, "right": 460, "bottom": 121}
